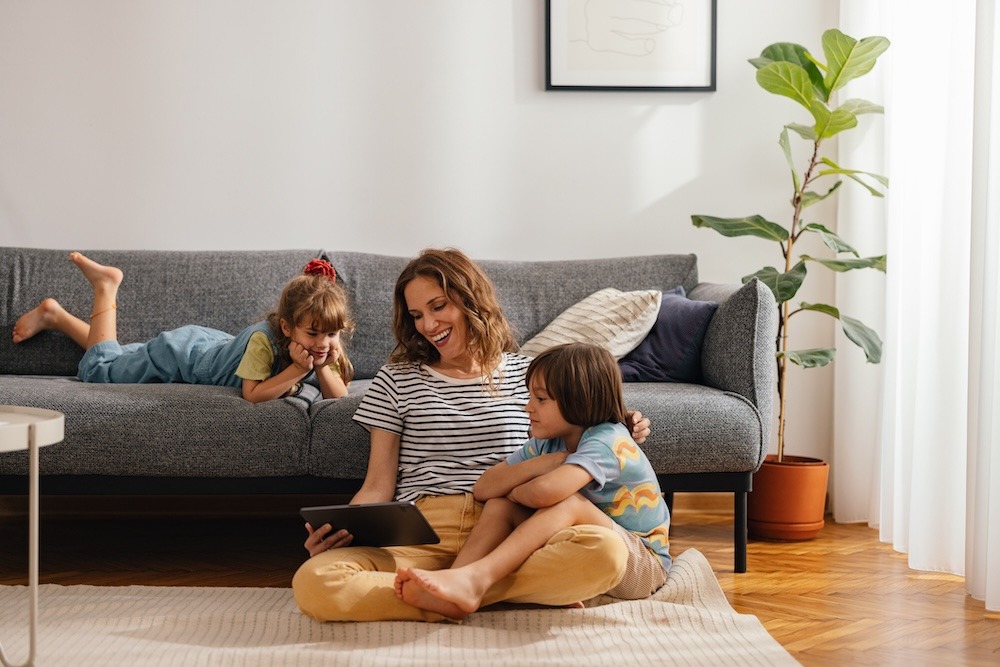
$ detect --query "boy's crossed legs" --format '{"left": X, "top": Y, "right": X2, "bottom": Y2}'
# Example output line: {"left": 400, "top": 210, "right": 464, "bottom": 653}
{"left": 395, "top": 494, "right": 616, "bottom": 619}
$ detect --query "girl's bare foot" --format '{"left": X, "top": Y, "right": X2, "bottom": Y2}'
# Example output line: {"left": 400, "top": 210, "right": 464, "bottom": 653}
{"left": 68, "top": 252, "right": 123, "bottom": 290}
{"left": 12, "top": 298, "right": 66, "bottom": 343}
{"left": 395, "top": 568, "right": 470, "bottom": 620}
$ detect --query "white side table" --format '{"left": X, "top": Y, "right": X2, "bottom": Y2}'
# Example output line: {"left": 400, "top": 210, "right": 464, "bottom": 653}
{"left": 0, "top": 406, "right": 63, "bottom": 667}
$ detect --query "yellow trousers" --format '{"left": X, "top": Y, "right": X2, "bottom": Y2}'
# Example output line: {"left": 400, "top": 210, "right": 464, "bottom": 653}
{"left": 292, "top": 492, "right": 628, "bottom": 622}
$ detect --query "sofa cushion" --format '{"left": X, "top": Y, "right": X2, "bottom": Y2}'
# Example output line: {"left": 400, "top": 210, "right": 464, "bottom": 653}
{"left": 0, "top": 376, "right": 313, "bottom": 478}
{"left": 519, "top": 288, "right": 661, "bottom": 359}
{"left": 619, "top": 288, "right": 718, "bottom": 383}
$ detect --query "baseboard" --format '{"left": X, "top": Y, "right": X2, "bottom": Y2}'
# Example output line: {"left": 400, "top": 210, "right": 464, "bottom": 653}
{"left": 671, "top": 492, "right": 733, "bottom": 514}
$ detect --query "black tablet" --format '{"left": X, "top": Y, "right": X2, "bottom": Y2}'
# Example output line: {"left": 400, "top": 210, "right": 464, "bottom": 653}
{"left": 300, "top": 501, "right": 440, "bottom": 547}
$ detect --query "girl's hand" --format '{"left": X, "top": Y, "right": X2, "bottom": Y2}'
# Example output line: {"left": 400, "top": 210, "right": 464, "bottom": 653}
{"left": 288, "top": 340, "right": 316, "bottom": 372}
{"left": 304, "top": 522, "right": 353, "bottom": 557}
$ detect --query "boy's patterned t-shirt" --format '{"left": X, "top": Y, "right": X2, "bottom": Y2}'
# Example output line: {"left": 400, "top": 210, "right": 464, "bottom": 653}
{"left": 507, "top": 421, "right": 672, "bottom": 572}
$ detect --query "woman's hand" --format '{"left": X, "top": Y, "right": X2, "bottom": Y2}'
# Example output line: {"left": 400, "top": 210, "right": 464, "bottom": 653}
{"left": 628, "top": 410, "right": 651, "bottom": 444}
{"left": 304, "top": 522, "right": 353, "bottom": 557}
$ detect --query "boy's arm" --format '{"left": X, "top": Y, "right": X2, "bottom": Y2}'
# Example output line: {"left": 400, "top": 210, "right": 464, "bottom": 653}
{"left": 507, "top": 464, "right": 593, "bottom": 509}
{"left": 473, "top": 452, "right": 568, "bottom": 501}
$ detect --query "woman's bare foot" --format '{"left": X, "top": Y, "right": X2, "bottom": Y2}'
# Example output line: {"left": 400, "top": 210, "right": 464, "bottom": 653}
{"left": 395, "top": 568, "right": 470, "bottom": 620}
{"left": 399, "top": 566, "right": 487, "bottom": 618}
{"left": 12, "top": 298, "right": 66, "bottom": 343}
{"left": 68, "top": 252, "right": 123, "bottom": 291}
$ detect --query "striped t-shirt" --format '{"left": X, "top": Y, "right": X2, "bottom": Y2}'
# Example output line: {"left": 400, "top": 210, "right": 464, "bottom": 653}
{"left": 352, "top": 352, "right": 532, "bottom": 503}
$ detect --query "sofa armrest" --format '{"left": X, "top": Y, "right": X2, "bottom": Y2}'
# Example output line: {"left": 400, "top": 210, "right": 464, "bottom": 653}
{"left": 688, "top": 278, "right": 778, "bottom": 448}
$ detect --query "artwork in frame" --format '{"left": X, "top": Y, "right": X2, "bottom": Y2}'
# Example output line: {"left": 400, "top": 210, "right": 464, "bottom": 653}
{"left": 546, "top": 0, "right": 717, "bottom": 92}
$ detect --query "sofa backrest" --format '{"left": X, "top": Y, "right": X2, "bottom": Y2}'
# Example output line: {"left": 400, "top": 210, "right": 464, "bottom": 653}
{"left": 2, "top": 247, "right": 699, "bottom": 380}
{"left": 327, "top": 251, "right": 699, "bottom": 378}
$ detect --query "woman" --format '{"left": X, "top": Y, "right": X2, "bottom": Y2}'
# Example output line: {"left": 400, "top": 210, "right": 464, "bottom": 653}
{"left": 292, "top": 248, "right": 650, "bottom": 622}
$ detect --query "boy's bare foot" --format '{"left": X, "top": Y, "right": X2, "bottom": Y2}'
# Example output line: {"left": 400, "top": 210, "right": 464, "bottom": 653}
{"left": 402, "top": 566, "right": 487, "bottom": 618}
{"left": 12, "top": 298, "right": 65, "bottom": 343}
{"left": 395, "top": 568, "right": 470, "bottom": 621}
{"left": 68, "top": 251, "right": 123, "bottom": 291}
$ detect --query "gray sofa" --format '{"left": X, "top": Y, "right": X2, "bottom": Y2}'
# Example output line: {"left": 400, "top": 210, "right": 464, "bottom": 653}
{"left": 0, "top": 247, "right": 776, "bottom": 572}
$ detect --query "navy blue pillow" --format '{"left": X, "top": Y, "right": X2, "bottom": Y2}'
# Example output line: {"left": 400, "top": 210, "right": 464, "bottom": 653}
{"left": 618, "top": 288, "right": 718, "bottom": 383}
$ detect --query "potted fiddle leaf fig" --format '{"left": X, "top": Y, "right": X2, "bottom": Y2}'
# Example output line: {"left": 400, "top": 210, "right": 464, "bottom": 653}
{"left": 691, "top": 29, "right": 890, "bottom": 540}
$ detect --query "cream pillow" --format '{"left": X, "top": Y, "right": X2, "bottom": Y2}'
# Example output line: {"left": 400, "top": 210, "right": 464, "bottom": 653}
{"left": 519, "top": 288, "right": 662, "bottom": 359}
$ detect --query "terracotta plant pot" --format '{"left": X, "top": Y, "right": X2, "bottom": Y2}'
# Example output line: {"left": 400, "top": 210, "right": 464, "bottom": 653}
{"left": 747, "top": 454, "right": 830, "bottom": 541}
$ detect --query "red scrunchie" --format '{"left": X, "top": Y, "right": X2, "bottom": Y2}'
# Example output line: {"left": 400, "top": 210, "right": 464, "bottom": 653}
{"left": 304, "top": 258, "right": 337, "bottom": 282}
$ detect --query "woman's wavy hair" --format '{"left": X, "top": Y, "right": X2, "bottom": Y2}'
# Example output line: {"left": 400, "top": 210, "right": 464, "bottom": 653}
{"left": 390, "top": 248, "right": 517, "bottom": 388}
{"left": 267, "top": 271, "right": 356, "bottom": 382}
{"left": 525, "top": 342, "right": 629, "bottom": 428}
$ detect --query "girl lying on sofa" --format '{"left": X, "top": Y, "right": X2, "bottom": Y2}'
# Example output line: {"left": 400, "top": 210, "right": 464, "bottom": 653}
{"left": 11, "top": 252, "right": 354, "bottom": 404}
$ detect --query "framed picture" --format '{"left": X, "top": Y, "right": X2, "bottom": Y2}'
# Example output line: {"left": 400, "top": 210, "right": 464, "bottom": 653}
{"left": 546, "top": 0, "right": 717, "bottom": 92}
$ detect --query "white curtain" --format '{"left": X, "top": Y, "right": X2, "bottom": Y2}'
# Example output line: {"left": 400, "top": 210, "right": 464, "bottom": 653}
{"left": 837, "top": 0, "right": 1000, "bottom": 611}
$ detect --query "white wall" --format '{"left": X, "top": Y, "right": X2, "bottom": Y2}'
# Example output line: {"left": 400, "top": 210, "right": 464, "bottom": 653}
{"left": 0, "top": 0, "right": 843, "bottom": 461}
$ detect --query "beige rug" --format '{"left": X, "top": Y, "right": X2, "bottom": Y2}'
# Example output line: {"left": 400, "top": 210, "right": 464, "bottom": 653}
{"left": 0, "top": 549, "right": 798, "bottom": 666}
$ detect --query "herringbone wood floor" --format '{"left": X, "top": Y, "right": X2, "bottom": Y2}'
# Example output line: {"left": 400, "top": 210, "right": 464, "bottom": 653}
{"left": 1, "top": 494, "right": 997, "bottom": 666}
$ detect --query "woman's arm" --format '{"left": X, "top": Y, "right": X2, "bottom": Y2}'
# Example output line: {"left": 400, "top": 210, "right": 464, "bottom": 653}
{"left": 473, "top": 452, "right": 568, "bottom": 502}
{"left": 351, "top": 428, "right": 401, "bottom": 503}
{"left": 304, "top": 428, "right": 400, "bottom": 556}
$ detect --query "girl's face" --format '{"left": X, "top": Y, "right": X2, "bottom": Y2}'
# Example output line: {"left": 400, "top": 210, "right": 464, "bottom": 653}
{"left": 525, "top": 377, "right": 580, "bottom": 444}
{"left": 403, "top": 275, "right": 473, "bottom": 371}
{"left": 282, "top": 319, "right": 342, "bottom": 365}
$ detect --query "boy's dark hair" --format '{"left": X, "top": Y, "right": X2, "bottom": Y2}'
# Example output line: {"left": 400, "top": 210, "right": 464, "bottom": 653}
{"left": 525, "top": 342, "right": 629, "bottom": 428}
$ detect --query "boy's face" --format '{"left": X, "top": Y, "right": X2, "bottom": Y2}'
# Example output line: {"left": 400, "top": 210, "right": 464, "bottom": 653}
{"left": 525, "top": 377, "right": 574, "bottom": 440}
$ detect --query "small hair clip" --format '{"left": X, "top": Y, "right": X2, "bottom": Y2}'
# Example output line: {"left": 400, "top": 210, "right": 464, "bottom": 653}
{"left": 304, "top": 258, "right": 337, "bottom": 282}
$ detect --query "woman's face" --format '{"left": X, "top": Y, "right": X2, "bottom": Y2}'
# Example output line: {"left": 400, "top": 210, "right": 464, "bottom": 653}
{"left": 403, "top": 275, "right": 473, "bottom": 370}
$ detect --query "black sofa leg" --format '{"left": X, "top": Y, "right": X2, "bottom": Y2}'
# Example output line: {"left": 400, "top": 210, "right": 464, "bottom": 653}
{"left": 734, "top": 490, "right": 748, "bottom": 573}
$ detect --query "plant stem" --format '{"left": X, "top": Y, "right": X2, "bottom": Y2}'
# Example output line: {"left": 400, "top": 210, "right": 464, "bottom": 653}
{"left": 776, "top": 137, "right": 824, "bottom": 463}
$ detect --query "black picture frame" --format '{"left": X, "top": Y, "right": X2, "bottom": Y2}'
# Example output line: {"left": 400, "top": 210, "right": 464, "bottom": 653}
{"left": 546, "top": 0, "right": 717, "bottom": 92}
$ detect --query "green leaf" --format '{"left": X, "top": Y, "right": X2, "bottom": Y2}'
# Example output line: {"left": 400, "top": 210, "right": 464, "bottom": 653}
{"left": 746, "top": 261, "right": 807, "bottom": 303}
{"left": 691, "top": 214, "right": 789, "bottom": 242}
{"left": 750, "top": 42, "right": 827, "bottom": 100}
{"left": 818, "top": 157, "right": 888, "bottom": 196}
{"left": 813, "top": 104, "right": 858, "bottom": 139}
{"left": 786, "top": 123, "right": 815, "bottom": 141}
{"left": 841, "top": 315, "right": 883, "bottom": 363}
{"left": 779, "top": 128, "right": 801, "bottom": 192}
{"left": 838, "top": 98, "right": 884, "bottom": 116}
{"left": 822, "top": 29, "right": 890, "bottom": 94}
{"left": 796, "top": 302, "right": 841, "bottom": 318}
{"left": 781, "top": 348, "right": 836, "bottom": 368}
{"left": 800, "top": 254, "right": 887, "bottom": 272}
{"left": 799, "top": 181, "right": 843, "bottom": 209}
{"left": 757, "top": 62, "right": 817, "bottom": 111}
{"left": 801, "top": 222, "right": 858, "bottom": 255}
